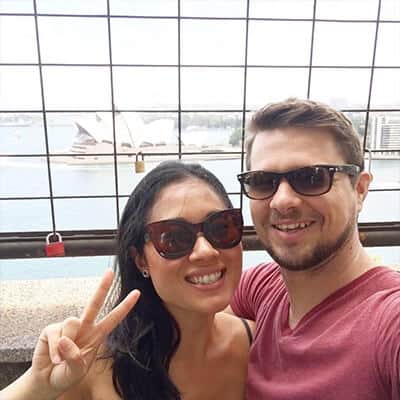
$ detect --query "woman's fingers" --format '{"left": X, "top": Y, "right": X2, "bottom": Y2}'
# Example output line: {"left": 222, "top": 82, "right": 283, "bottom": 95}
{"left": 61, "top": 317, "right": 81, "bottom": 343}
{"left": 40, "top": 318, "right": 81, "bottom": 365}
{"left": 47, "top": 336, "right": 87, "bottom": 392}
{"left": 32, "top": 271, "right": 140, "bottom": 386}
{"left": 79, "top": 270, "right": 140, "bottom": 344}
{"left": 80, "top": 269, "right": 114, "bottom": 325}
{"left": 58, "top": 336, "right": 86, "bottom": 374}
{"left": 97, "top": 289, "right": 141, "bottom": 338}
{"left": 45, "top": 324, "right": 63, "bottom": 364}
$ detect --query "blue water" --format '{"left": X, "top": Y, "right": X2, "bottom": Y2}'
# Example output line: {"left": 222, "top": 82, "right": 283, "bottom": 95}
{"left": 1, "top": 124, "right": 399, "bottom": 279}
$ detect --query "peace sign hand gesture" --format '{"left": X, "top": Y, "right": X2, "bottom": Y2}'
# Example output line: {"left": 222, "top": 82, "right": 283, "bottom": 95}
{"left": 29, "top": 269, "right": 140, "bottom": 398}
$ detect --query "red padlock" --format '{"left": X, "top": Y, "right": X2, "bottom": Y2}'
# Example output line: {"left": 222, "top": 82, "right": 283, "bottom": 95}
{"left": 45, "top": 232, "right": 65, "bottom": 257}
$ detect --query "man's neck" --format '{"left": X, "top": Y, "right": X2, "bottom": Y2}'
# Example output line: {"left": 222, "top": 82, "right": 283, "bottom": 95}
{"left": 281, "top": 239, "right": 376, "bottom": 329}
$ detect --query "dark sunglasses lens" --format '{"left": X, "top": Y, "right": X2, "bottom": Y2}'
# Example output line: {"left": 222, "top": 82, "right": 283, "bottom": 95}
{"left": 146, "top": 209, "right": 243, "bottom": 259}
{"left": 291, "top": 167, "right": 330, "bottom": 195}
{"left": 148, "top": 223, "right": 194, "bottom": 258}
{"left": 206, "top": 210, "right": 243, "bottom": 248}
{"left": 243, "top": 172, "right": 278, "bottom": 199}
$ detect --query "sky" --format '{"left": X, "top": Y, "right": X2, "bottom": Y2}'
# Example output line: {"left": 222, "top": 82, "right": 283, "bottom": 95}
{"left": 0, "top": 0, "right": 399, "bottom": 113}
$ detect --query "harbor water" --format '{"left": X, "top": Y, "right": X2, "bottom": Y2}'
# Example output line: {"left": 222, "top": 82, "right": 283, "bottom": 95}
{"left": 1, "top": 124, "right": 399, "bottom": 279}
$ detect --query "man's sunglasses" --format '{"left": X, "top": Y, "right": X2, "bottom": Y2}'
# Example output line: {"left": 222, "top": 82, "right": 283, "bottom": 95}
{"left": 237, "top": 164, "right": 360, "bottom": 200}
{"left": 144, "top": 208, "right": 243, "bottom": 259}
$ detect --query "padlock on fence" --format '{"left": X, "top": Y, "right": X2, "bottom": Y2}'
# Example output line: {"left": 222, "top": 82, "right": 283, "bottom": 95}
{"left": 135, "top": 152, "right": 145, "bottom": 173}
{"left": 45, "top": 232, "right": 65, "bottom": 257}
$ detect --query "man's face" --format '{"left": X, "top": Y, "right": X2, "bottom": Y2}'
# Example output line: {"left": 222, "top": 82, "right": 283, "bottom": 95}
{"left": 248, "top": 127, "right": 370, "bottom": 271}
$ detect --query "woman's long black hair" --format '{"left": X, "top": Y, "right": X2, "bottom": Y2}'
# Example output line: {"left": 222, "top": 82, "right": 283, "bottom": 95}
{"left": 107, "top": 161, "right": 233, "bottom": 400}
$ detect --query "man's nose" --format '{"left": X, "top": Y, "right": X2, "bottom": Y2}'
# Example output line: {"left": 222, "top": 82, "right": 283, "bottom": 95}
{"left": 268, "top": 179, "right": 302, "bottom": 214}
{"left": 189, "top": 234, "right": 219, "bottom": 263}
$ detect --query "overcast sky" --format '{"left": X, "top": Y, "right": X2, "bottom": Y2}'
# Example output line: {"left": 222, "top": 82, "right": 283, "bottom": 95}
{"left": 0, "top": 0, "right": 399, "bottom": 112}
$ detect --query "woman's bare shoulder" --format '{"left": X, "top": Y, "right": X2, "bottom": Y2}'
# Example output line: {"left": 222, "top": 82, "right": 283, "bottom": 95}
{"left": 216, "top": 312, "right": 254, "bottom": 356}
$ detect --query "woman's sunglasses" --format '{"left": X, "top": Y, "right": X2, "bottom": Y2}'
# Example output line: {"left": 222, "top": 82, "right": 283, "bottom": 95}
{"left": 144, "top": 208, "right": 243, "bottom": 259}
{"left": 237, "top": 164, "right": 360, "bottom": 200}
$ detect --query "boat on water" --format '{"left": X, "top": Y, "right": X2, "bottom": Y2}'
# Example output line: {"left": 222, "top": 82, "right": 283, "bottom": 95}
{"left": 52, "top": 112, "right": 241, "bottom": 165}
{"left": 0, "top": 117, "right": 32, "bottom": 127}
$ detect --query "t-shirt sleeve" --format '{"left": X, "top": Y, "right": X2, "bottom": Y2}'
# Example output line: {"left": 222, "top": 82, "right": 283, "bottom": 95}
{"left": 230, "top": 263, "right": 276, "bottom": 320}
{"left": 375, "top": 292, "right": 400, "bottom": 399}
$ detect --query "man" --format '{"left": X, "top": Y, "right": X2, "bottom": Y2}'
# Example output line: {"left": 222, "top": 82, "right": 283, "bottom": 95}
{"left": 230, "top": 98, "right": 400, "bottom": 399}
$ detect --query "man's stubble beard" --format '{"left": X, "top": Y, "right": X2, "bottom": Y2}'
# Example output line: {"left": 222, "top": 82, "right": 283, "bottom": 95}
{"left": 261, "top": 213, "right": 357, "bottom": 272}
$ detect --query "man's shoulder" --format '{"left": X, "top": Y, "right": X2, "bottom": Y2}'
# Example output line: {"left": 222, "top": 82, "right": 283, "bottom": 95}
{"left": 243, "top": 261, "right": 280, "bottom": 277}
{"left": 363, "top": 269, "right": 400, "bottom": 352}
{"left": 240, "top": 262, "right": 285, "bottom": 293}
{"left": 367, "top": 266, "right": 400, "bottom": 290}
{"left": 231, "top": 262, "right": 286, "bottom": 320}
{"left": 358, "top": 266, "right": 400, "bottom": 317}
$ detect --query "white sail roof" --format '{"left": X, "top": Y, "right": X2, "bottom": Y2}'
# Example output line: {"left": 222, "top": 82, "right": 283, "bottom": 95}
{"left": 73, "top": 113, "right": 175, "bottom": 147}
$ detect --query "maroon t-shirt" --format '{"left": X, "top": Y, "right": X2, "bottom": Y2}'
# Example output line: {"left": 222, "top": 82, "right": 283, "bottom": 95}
{"left": 231, "top": 263, "right": 400, "bottom": 400}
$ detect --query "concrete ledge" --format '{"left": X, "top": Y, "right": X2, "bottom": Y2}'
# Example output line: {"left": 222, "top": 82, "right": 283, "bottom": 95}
{"left": 0, "top": 277, "right": 102, "bottom": 389}
{"left": 0, "top": 362, "right": 31, "bottom": 390}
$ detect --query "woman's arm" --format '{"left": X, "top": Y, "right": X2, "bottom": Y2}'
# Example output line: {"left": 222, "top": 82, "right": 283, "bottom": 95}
{"left": 0, "top": 367, "right": 57, "bottom": 400}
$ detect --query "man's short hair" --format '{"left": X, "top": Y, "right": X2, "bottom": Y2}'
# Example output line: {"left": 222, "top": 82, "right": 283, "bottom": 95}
{"left": 245, "top": 98, "right": 364, "bottom": 171}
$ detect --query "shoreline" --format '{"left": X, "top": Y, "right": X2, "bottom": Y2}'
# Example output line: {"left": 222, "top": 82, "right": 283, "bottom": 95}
{"left": 46, "top": 152, "right": 400, "bottom": 165}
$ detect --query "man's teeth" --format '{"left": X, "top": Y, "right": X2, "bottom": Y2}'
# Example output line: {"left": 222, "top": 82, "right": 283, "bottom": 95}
{"left": 188, "top": 271, "right": 222, "bottom": 285}
{"left": 275, "top": 222, "right": 311, "bottom": 232}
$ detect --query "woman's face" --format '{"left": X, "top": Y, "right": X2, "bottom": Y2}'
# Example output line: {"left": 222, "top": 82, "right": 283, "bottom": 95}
{"left": 139, "top": 178, "right": 242, "bottom": 318}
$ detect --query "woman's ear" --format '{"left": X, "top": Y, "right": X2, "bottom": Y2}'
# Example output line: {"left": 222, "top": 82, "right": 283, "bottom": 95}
{"left": 129, "top": 246, "right": 148, "bottom": 273}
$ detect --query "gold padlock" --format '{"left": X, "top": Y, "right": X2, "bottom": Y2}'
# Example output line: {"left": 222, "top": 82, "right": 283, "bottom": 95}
{"left": 135, "top": 152, "right": 145, "bottom": 173}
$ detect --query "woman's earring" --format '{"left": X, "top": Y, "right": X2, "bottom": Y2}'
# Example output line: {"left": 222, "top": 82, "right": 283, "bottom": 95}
{"left": 142, "top": 269, "right": 150, "bottom": 278}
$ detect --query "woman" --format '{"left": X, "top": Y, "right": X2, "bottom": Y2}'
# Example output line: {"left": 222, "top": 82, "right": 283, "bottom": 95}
{"left": 2, "top": 161, "right": 253, "bottom": 400}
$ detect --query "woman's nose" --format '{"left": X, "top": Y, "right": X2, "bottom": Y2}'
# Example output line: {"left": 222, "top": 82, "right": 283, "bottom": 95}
{"left": 188, "top": 234, "right": 219, "bottom": 263}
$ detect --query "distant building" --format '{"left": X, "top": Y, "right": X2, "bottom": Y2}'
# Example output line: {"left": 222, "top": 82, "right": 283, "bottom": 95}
{"left": 370, "top": 114, "right": 400, "bottom": 156}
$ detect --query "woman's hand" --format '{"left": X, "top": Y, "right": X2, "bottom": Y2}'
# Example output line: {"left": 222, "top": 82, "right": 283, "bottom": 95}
{"left": 2, "top": 269, "right": 140, "bottom": 400}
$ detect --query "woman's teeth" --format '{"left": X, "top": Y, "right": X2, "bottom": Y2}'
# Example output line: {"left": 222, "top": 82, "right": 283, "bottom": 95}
{"left": 187, "top": 271, "right": 222, "bottom": 285}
